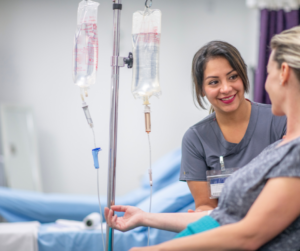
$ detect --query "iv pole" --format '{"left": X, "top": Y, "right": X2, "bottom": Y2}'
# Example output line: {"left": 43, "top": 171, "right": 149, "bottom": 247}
{"left": 106, "top": 0, "right": 132, "bottom": 250}
{"left": 106, "top": 0, "right": 121, "bottom": 250}
{"left": 106, "top": 0, "right": 155, "bottom": 250}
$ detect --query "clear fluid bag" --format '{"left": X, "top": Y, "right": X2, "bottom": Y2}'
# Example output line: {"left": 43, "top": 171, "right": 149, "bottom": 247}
{"left": 73, "top": 0, "right": 99, "bottom": 89}
{"left": 131, "top": 9, "right": 162, "bottom": 100}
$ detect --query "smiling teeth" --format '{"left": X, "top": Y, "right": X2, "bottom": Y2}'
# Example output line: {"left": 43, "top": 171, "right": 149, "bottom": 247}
{"left": 221, "top": 95, "right": 234, "bottom": 101}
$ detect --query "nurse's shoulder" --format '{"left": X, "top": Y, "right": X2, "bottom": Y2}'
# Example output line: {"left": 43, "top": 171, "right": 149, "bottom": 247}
{"left": 181, "top": 112, "right": 218, "bottom": 182}
{"left": 182, "top": 112, "right": 217, "bottom": 156}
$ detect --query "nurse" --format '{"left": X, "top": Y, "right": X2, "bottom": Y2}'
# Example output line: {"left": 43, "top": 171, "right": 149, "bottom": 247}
{"left": 180, "top": 41, "right": 286, "bottom": 211}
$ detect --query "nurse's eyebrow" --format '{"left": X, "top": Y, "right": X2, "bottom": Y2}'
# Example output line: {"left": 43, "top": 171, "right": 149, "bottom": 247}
{"left": 205, "top": 69, "right": 236, "bottom": 80}
{"left": 226, "top": 69, "right": 235, "bottom": 75}
{"left": 205, "top": 75, "right": 218, "bottom": 79}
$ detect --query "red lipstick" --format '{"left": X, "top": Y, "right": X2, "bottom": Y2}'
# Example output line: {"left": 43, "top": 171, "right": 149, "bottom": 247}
{"left": 219, "top": 94, "right": 236, "bottom": 104}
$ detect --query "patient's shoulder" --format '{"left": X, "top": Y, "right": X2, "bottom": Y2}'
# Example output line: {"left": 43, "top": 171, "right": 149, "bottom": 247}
{"left": 266, "top": 138, "right": 300, "bottom": 179}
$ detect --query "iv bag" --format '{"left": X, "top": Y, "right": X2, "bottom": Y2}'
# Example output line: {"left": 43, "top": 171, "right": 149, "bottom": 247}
{"left": 131, "top": 9, "right": 162, "bottom": 100}
{"left": 73, "top": 0, "right": 99, "bottom": 90}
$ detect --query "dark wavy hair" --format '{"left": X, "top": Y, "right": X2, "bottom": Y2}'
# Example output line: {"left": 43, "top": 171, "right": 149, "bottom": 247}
{"left": 192, "top": 41, "right": 249, "bottom": 111}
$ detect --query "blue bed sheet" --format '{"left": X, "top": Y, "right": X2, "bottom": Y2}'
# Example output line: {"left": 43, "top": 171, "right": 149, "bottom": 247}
{"left": 0, "top": 148, "right": 196, "bottom": 250}
{"left": 0, "top": 148, "right": 182, "bottom": 223}
{"left": 38, "top": 201, "right": 196, "bottom": 251}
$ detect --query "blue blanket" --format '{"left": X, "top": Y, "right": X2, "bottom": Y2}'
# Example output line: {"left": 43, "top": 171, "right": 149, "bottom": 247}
{"left": 0, "top": 148, "right": 196, "bottom": 250}
{"left": 38, "top": 201, "right": 196, "bottom": 251}
{"left": 0, "top": 148, "right": 183, "bottom": 222}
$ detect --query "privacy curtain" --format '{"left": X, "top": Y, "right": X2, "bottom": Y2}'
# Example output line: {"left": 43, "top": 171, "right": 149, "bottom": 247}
{"left": 254, "top": 9, "right": 299, "bottom": 104}
{"left": 246, "top": 0, "right": 300, "bottom": 103}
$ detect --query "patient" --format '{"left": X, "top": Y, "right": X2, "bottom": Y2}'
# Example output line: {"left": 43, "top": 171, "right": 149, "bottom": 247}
{"left": 105, "top": 26, "right": 300, "bottom": 251}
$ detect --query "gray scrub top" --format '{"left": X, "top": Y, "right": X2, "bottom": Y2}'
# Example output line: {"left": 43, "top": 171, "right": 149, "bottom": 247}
{"left": 180, "top": 102, "right": 287, "bottom": 181}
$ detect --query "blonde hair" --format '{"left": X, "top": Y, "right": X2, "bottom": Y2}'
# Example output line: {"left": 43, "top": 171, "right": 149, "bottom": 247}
{"left": 271, "top": 26, "right": 300, "bottom": 81}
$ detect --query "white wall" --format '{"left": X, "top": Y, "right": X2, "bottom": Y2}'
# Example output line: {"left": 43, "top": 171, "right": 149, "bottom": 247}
{"left": 0, "top": 0, "right": 259, "bottom": 196}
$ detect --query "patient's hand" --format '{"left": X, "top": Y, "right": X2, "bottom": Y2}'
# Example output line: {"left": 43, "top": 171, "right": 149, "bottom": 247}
{"left": 104, "top": 205, "right": 145, "bottom": 232}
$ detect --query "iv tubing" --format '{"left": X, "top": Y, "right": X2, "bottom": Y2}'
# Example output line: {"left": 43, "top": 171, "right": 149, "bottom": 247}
{"left": 97, "top": 168, "right": 105, "bottom": 251}
{"left": 82, "top": 100, "right": 94, "bottom": 128}
{"left": 92, "top": 129, "right": 105, "bottom": 250}
{"left": 147, "top": 133, "right": 152, "bottom": 246}
{"left": 92, "top": 128, "right": 97, "bottom": 149}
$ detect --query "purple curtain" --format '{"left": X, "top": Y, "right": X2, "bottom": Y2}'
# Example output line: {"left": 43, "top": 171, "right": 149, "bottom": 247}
{"left": 254, "top": 9, "right": 299, "bottom": 104}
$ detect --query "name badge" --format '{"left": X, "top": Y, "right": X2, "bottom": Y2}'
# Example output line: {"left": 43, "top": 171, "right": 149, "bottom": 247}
{"left": 206, "top": 168, "right": 239, "bottom": 199}
{"left": 209, "top": 177, "right": 228, "bottom": 198}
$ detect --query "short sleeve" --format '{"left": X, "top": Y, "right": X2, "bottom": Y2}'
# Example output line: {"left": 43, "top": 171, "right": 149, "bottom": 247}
{"left": 180, "top": 128, "right": 208, "bottom": 181}
{"left": 266, "top": 144, "right": 300, "bottom": 179}
{"left": 272, "top": 115, "right": 287, "bottom": 140}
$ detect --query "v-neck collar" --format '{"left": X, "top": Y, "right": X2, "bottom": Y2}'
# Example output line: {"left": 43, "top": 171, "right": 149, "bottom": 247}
{"left": 210, "top": 102, "right": 259, "bottom": 155}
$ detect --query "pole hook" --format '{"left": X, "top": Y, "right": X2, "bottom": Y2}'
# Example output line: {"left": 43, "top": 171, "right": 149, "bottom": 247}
{"left": 145, "top": 0, "right": 152, "bottom": 8}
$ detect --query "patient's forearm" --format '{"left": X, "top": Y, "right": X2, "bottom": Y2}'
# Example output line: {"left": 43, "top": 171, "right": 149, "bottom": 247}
{"left": 157, "top": 221, "right": 255, "bottom": 251}
{"left": 142, "top": 211, "right": 207, "bottom": 233}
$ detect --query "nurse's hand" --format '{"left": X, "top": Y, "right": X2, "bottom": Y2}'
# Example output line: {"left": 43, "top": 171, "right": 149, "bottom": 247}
{"left": 104, "top": 205, "right": 145, "bottom": 232}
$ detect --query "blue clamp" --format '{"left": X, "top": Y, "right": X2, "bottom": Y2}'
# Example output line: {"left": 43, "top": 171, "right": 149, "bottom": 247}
{"left": 92, "top": 147, "right": 102, "bottom": 169}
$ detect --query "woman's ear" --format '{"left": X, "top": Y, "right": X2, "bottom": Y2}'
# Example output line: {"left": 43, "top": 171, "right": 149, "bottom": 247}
{"left": 280, "top": 62, "right": 290, "bottom": 86}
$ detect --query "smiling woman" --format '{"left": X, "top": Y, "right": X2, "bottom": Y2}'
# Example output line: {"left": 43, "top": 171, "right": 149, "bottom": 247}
{"left": 192, "top": 41, "right": 249, "bottom": 111}
{"left": 179, "top": 41, "right": 287, "bottom": 212}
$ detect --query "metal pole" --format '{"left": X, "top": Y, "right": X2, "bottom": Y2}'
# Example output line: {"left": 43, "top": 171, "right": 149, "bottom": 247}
{"left": 106, "top": 0, "right": 122, "bottom": 250}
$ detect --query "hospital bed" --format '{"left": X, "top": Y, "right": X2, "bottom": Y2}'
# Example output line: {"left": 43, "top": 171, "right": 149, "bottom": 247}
{"left": 0, "top": 148, "right": 195, "bottom": 250}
